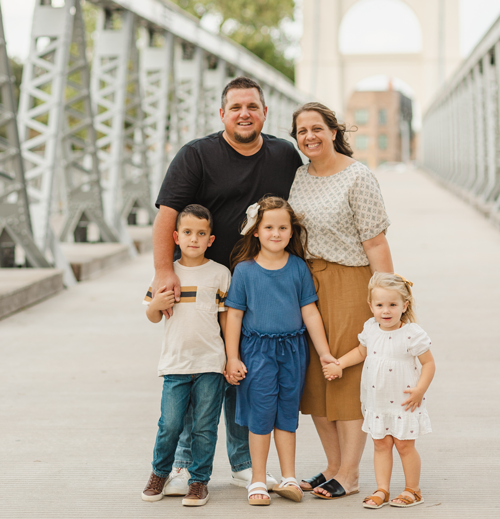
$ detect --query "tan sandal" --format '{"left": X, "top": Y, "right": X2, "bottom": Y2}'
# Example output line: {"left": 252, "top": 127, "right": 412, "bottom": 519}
{"left": 273, "top": 477, "right": 304, "bottom": 502}
{"left": 248, "top": 482, "right": 271, "bottom": 506}
{"left": 362, "top": 488, "right": 390, "bottom": 509}
{"left": 390, "top": 487, "right": 424, "bottom": 507}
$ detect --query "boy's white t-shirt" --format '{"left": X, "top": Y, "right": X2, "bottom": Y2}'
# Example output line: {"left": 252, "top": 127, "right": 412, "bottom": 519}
{"left": 144, "top": 260, "right": 231, "bottom": 376}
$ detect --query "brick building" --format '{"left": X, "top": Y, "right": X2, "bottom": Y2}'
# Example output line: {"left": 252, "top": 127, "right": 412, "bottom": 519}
{"left": 344, "top": 88, "right": 413, "bottom": 170}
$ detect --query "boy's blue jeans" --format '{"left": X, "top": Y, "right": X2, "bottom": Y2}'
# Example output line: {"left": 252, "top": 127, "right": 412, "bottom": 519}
{"left": 174, "top": 382, "right": 252, "bottom": 472}
{"left": 152, "top": 373, "right": 225, "bottom": 484}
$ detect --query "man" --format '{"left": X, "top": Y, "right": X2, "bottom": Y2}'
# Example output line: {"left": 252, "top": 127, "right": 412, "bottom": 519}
{"left": 151, "top": 76, "right": 303, "bottom": 494}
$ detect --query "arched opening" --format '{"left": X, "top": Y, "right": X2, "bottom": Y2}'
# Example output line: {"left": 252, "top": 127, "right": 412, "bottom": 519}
{"left": 339, "top": 0, "right": 422, "bottom": 55}
{"left": 344, "top": 75, "right": 419, "bottom": 170}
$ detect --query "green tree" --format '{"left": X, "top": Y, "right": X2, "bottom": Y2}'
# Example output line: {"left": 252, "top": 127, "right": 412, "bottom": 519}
{"left": 172, "top": 0, "right": 296, "bottom": 80}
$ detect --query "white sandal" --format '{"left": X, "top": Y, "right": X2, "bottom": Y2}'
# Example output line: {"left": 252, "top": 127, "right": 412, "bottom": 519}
{"left": 273, "top": 477, "right": 304, "bottom": 502}
{"left": 247, "top": 481, "right": 271, "bottom": 506}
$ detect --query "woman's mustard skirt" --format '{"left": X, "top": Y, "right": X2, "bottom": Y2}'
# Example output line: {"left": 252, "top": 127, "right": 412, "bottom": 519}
{"left": 301, "top": 259, "right": 372, "bottom": 422}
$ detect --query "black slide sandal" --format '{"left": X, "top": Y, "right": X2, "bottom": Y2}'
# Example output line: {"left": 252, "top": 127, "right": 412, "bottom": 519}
{"left": 301, "top": 473, "right": 326, "bottom": 491}
{"left": 312, "top": 478, "right": 360, "bottom": 500}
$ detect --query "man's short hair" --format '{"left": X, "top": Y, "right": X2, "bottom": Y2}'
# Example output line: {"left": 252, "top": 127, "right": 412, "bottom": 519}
{"left": 176, "top": 204, "right": 214, "bottom": 232}
{"left": 221, "top": 76, "right": 266, "bottom": 109}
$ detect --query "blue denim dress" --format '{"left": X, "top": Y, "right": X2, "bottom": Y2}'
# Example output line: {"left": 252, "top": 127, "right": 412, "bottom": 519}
{"left": 225, "top": 255, "right": 318, "bottom": 435}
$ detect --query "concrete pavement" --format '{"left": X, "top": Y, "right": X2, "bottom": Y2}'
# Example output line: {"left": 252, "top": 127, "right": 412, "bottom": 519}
{"left": 1, "top": 168, "right": 499, "bottom": 518}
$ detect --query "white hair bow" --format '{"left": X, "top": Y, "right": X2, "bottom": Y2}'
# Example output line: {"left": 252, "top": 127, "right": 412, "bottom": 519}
{"left": 240, "top": 203, "right": 261, "bottom": 235}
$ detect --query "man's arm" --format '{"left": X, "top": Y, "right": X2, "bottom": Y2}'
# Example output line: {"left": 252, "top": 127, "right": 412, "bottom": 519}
{"left": 152, "top": 206, "right": 181, "bottom": 314}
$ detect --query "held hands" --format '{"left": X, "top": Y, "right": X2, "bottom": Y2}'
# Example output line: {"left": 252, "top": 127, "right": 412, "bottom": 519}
{"left": 224, "top": 358, "right": 248, "bottom": 386}
{"left": 401, "top": 386, "right": 425, "bottom": 412}
{"left": 323, "top": 362, "right": 343, "bottom": 381}
{"left": 150, "top": 286, "right": 176, "bottom": 313}
{"left": 320, "top": 354, "right": 342, "bottom": 381}
{"left": 152, "top": 271, "right": 181, "bottom": 318}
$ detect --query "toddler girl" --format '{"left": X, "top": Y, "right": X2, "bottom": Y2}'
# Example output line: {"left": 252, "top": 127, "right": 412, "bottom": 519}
{"left": 323, "top": 272, "right": 435, "bottom": 509}
{"left": 225, "top": 196, "right": 336, "bottom": 506}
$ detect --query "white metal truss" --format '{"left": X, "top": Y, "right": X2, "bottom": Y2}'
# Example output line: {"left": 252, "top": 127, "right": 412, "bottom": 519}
{"left": 90, "top": 0, "right": 305, "bottom": 103}
{"left": 58, "top": 1, "right": 119, "bottom": 244}
{"left": 201, "top": 55, "right": 226, "bottom": 136}
{"left": 174, "top": 41, "right": 203, "bottom": 146}
{"left": 17, "top": 0, "right": 117, "bottom": 256}
{"left": 0, "top": 3, "right": 50, "bottom": 269}
{"left": 14, "top": 0, "right": 310, "bottom": 264}
{"left": 91, "top": 8, "right": 155, "bottom": 243}
{"left": 140, "top": 31, "right": 174, "bottom": 202}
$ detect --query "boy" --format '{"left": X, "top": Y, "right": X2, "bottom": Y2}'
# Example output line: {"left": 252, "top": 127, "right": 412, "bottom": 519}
{"left": 142, "top": 204, "right": 230, "bottom": 506}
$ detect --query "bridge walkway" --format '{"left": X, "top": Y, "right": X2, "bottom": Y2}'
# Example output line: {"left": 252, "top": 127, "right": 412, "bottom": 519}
{"left": 1, "top": 168, "right": 499, "bottom": 518}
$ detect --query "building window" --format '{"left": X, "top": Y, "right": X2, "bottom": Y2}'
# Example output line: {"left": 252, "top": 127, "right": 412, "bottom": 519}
{"left": 379, "top": 109, "right": 387, "bottom": 125}
{"left": 378, "top": 134, "right": 388, "bottom": 150}
{"left": 354, "top": 109, "right": 369, "bottom": 125}
{"left": 355, "top": 135, "right": 369, "bottom": 150}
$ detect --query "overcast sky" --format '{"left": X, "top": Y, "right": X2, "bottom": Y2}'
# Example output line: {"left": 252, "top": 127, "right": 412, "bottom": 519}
{"left": 2, "top": 0, "right": 500, "bottom": 62}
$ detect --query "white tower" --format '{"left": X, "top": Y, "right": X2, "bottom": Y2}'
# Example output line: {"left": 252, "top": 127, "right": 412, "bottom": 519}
{"left": 297, "top": 0, "right": 461, "bottom": 114}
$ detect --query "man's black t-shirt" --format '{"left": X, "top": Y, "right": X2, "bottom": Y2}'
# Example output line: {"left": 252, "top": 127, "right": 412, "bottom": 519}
{"left": 156, "top": 131, "right": 303, "bottom": 268}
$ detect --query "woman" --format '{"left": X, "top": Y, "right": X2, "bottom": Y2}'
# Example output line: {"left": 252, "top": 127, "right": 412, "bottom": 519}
{"left": 288, "top": 102, "right": 394, "bottom": 499}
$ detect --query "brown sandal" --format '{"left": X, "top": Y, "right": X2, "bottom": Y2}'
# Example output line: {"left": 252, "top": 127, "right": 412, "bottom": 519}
{"left": 390, "top": 487, "right": 424, "bottom": 507}
{"left": 362, "top": 488, "right": 390, "bottom": 509}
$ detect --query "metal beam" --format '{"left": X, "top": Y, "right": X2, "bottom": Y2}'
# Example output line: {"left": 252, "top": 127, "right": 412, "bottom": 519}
{"left": 89, "top": 0, "right": 307, "bottom": 104}
{"left": 173, "top": 41, "right": 203, "bottom": 145}
{"left": 0, "top": 3, "right": 51, "bottom": 270}
{"left": 140, "top": 30, "right": 174, "bottom": 201}
{"left": 91, "top": 8, "right": 155, "bottom": 245}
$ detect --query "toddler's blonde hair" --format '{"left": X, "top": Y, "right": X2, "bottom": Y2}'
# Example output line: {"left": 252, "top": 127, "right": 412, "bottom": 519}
{"left": 367, "top": 272, "right": 416, "bottom": 324}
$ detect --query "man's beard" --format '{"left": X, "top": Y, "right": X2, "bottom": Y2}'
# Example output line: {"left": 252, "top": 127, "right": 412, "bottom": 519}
{"left": 234, "top": 130, "right": 257, "bottom": 143}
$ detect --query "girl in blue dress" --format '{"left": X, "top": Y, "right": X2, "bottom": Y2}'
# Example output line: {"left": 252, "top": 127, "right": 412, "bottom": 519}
{"left": 225, "top": 196, "right": 337, "bottom": 506}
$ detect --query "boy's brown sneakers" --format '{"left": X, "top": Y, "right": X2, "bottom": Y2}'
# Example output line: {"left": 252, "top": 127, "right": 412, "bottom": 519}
{"left": 141, "top": 472, "right": 167, "bottom": 502}
{"left": 182, "top": 482, "right": 209, "bottom": 506}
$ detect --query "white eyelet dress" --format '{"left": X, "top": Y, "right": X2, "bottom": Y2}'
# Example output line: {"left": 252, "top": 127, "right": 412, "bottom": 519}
{"left": 359, "top": 318, "right": 433, "bottom": 440}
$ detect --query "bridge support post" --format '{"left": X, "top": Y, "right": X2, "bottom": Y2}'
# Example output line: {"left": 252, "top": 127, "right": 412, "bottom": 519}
{"left": 482, "top": 52, "right": 498, "bottom": 202}
{"left": 91, "top": 8, "right": 154, "bottom": 248}
{"left": 141, "top": 31, "right": 174, "bottom": 203}
{"left": 464, "top": 74, "right": 477, "bottom": 192}
{"left": 493, "top": 42, "right": 500, "bottom": 210}
{"left": 17, "top": 0, "right": 117, "bottom": 254}
{"left": 174, "top": 41, "right": 203, "bottom": 146}
{"left": 471, "top": 63, "right": 486, "bottom": 197}
{"left": 0, "top": 4, "right": 51, "bottom": 270}
{"left": 202, "top": 55, "right": 226, "bottom": 136}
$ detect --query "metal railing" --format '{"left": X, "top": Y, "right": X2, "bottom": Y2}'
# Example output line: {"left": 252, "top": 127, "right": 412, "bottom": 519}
{"left": 422, "top": 13, "right": 500, "bottom": 226}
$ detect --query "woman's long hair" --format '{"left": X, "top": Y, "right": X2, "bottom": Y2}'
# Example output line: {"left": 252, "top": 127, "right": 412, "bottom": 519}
{"left": 230, "top": 196, "right": 310, "bottom": 271}
{"left": 290, "top": 102, "right": 355, "bottom": 158}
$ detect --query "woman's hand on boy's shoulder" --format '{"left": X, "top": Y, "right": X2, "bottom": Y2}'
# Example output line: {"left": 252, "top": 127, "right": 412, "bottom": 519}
{"left": 150, "top": 286, "right": 176, "bottom": 312}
